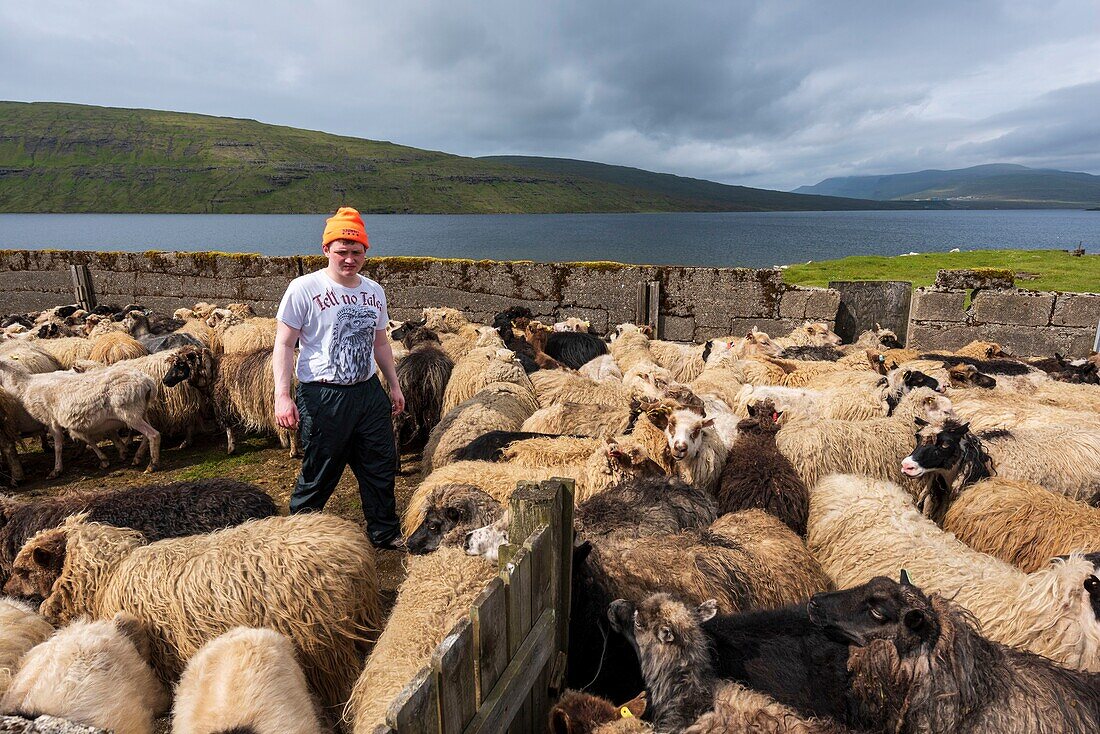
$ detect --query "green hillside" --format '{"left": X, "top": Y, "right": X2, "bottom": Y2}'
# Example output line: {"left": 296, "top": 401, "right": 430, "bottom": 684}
{"left": 794, "top": 164, "right": 1100, "bottom": 208}
{"left": 480, "top": 156, "right": 935, "bottom": 212}
{"left": 0, "top": 101, "right": 911, "bottom": 214}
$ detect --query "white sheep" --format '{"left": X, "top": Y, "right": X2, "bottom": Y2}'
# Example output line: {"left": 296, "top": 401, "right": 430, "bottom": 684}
{"left": 0, "top": 597, "right": 52, "bottom": 697}
{"left": 441, "top": 347, "right": 528, "bottom": 415}
{"left": 648, "top": 340, "right": 706, "bottom": 383}
{"left": 2, "top": 613, "right": 168, "bottom": 734}
{"left": 522, "top": 400, "right": 634, "bottom": 438}
{"left": 0, "top": 360, "right": 161, "bottom": 478}
{"left": 775, "top": 388, "right": 953, "bottom": 491}
{"left": 807, "top": 474, "right": 1100, "bottom": 672}
{"left": 577, "top": 354, "right": 623, "bottom": 383}
{"left": 172, "top": 627, "right": 324, "bottom": 734}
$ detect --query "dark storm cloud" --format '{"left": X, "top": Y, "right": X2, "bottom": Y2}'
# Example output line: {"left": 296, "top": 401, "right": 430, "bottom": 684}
{"left": 0, "top": 0, "right": 1096, "bottom": 189}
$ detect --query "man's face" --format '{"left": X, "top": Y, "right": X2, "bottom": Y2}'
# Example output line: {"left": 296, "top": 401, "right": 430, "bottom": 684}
{"left": 324, "top": 239, "right": 366, "bottom": 276}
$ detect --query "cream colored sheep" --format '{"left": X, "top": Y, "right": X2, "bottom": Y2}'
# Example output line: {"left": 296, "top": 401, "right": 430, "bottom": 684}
{"left": 577, "top": 353, "right": 623, "bottom": 382}
{"left": 423, "top": 381, "right": 540, "bottom": 475}
{"left": 775, "top": 388, "right": 954, "bottom": 491}
{"left": 2, "top": 613, "right": 168, "bottom": 734}
{"left": 28, "top": 337, "right": 93, "bottom": 370}
{"left": 609, "top": 324, "right": 658, "bottom": 373}
{"left": 649, "top": 340, "right": 706, "bottom": 383}
{"left": 943, "top": 478, "right": 1100, "bottom": 573}
{"left": 17, "top": 514, "right": 380, "bottom": 709}
{"left": 346, "top": 547, "right": 495, "bottom": 732}
{"left": 529, "top": 369, "right": 632, "bottom": 409}
{"left": 216, "top": 317, "right": 277, "bottom": 355}
{"left": 522, "top": 400, "right": 634, "bottom": 438}
{"left": 0, "top": 342, "right": 60, "bottom": 374}
{"left": 172, "top": 627, "right": 324, "bottom": 734}
{"left": 807, "top": 474, "right": 1100, "bottom": 671}
{"left": 772, "top": 322, "right": 842, "bottom": 349}
{"left": 89, "top": 332, "right": 148, "bottom": 365}
{"left": 947, "top": 387, "right": 1100, "bottom": 433}
{"left": 0, "top": 597, "right": 52, "bottom": 697}
{"left": 441, "top": 347, "right": 528, "bottom": 415}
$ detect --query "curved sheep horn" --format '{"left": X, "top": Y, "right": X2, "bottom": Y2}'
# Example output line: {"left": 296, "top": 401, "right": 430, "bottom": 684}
{"left": 900, "top": 569, "right": 913, "bottom": 586}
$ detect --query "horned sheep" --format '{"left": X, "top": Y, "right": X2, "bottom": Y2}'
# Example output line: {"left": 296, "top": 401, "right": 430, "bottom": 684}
{"left": 5, "top": 514, "right": 381, "bottom": 709}
{"left": 807, "top": 474, "right": 1100, "bottom": 671}
{"left": 810, "top": 575, "right": 1100, "bottom": 734}
{"left": 171, "top": 627, "right": 324, "bottom": 734}
{"left": 1, "top": 613, "right": 168, "bottom": 734}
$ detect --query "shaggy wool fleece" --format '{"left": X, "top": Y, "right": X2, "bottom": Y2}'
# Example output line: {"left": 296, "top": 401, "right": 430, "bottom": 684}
{"left": 172, "top": 627, "right": 324, "bottom": 734}
{"left": 944, "top": 478, "right": 1100, "bottom": 573}
{"left": 346, "top": 547, "right": 494, "bottom": 732}
{"left": 32, "top": 514, "right": 380, "bottom": 709}
{"left": 2, "top": 614, "right": 168, "bottom": 734}
{"left": 0, "top": 597, "right": 52, "bottom": 697}
{"left": 808, "top": 474, "right": 1100, "bottom": 671}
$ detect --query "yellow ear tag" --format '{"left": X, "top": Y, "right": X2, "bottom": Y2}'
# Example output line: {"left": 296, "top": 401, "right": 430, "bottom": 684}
{"left": 619, "top": 706, "right": 634, "bottom": 719}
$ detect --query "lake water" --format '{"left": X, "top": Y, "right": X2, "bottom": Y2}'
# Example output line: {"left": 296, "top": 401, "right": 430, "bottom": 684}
{"left": 0, "top": 210, "right": 1097, "bottom": 267}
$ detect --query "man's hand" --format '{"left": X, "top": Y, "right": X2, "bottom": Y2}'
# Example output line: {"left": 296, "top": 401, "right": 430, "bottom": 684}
{"left": 275, "top": 394, "right": 299, "bottom": 429}
{"left": 389, "top": 386, "right": 405, "bottom": 415}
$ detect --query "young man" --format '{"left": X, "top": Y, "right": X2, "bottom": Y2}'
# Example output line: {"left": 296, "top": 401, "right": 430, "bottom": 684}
{"left": 273, "top": 207, "right": 406, "bottom": 550}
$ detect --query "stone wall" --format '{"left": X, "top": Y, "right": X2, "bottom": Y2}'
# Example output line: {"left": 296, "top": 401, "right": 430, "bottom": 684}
{"left": 909, "top": 287, "right": 1100, "bottom": 355}
{"left": 0, "top": 250, "right": 840, "bottom": 343}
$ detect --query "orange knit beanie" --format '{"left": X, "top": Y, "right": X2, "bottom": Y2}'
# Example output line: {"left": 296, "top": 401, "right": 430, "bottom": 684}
{"left": 322, "top": 207, "right": 369, "bottom": 248}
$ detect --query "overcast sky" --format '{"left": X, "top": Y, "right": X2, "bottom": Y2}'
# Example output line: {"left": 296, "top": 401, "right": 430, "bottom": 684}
{"left": 1, "top": 0, "right": 1098, "bottom": 190}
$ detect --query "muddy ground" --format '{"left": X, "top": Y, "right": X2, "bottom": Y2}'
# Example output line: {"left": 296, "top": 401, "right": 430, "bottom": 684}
{"left": 5, "top": 431, "right": 420, "bottom": 614}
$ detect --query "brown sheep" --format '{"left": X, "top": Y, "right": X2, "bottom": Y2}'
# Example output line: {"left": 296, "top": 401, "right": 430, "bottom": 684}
{"left": 549, "top": 690, "right": 647, "bottom": 734}
{"left": 6, "top": 514, "right": 379, "bottom": 710}
{"left": 212, "top": 347, "right": 298, "bottom": 456}
{"left": 944, "top": 478, "right": 1100, "bottom": 572}
{"left": 716, "top": 399, "right": 808, "bottom": 536}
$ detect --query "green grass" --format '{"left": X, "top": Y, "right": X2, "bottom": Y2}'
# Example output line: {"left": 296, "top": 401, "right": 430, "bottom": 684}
{"left": 174, "top": 440, "right": 267, "bottom": 481}
{"left": 782, "top": 249, "right": 1100, "bottom": 292}
{"left": 0, "top": 101, "right": 917, "bottom": 214}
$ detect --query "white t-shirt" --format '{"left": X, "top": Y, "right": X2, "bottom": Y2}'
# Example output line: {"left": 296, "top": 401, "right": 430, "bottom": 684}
{"left": 276, "top": 270, "right": 389, "bottom": 384}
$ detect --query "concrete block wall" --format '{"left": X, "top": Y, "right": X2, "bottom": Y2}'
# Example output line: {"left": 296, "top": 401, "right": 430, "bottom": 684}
{"left": 909, "top": 287, "right": 1100, "bottom": 356}
{"left": 0, "top": 250, "right": 839, "bottom": 343}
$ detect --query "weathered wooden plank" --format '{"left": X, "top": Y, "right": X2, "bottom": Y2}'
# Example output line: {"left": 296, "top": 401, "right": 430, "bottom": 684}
{"left": 463, "top": 609, "right": 557, "bottom": 734}
{"left": 471, "top": 577, "right": 508, "bottom": 705}
{"left": 526, "top": 526, "right": 552, "bottom": 616}
{"left": 504, "top": 547, "right": 534, "bottom": 734}
{"left": 505, "top": 547, "right": 533, "bottom": 657}
{"left": 434, "top": 617, "right": 477, "bottom": 734}
{"left": 554, "top": 477, "right": 576, "bottom": 666}
{"left": 385, "top": 665, "right": 440, "bottom": 734}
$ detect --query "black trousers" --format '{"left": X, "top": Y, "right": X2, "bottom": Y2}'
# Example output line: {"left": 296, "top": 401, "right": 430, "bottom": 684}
{"left": 289, "top": 376, "right": 399, "bottom": 545}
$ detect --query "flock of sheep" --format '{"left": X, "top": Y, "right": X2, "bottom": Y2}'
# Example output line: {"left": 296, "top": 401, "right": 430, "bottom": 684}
{"left": 0, "top": 296, "right": 1098, "bottom": 733}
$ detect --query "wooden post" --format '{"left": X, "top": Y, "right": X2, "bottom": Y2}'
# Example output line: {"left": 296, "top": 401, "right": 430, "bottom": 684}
{"left": 69, "top": 264, "right": 97, "bottom": 311}
{"left": 635, "top": 282, "right": 649, "bottom": 326}
{"left": 646, "top": 280, "right": 661, "bottom": 337}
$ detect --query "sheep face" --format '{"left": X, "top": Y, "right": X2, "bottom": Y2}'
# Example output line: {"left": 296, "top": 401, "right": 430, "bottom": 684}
{"left": 549, "top": 690, "right": 646, "bottom": 734}
{"left": 801, "top": 322, "right": 843, "bottom": 347}
{"left": 465, "top": 509, "right": 511, "bottom": 563}
{"left": 607, "top": 593, "right": 717, "bottom": 663}
{"left": 947, "top": 363, "right": 997, "bottom": 389}
{"left": 605, "top": 440, "right": 666, "bottom": 479}
{"left": 5, "top": 528, "right": 67, "bottom": 601}
{"left": 901, "top": 419, "right": 975, "bottom": 478}
{"left": 407, "top": 484, "right": 503, "bottom": 555}
{"left": 899, "top": 369, "right": 943, "bottom": 394}
{"left": 646, "top": 405, "right": 713, "bottom": 461}
{"left": 737, "top": 399, "right": 781, "bottom": 434}
{"left": 400, "top": 326, "right": 442, "bottom": 350}
{"left": 162, "top": 347, "right": 215, "bottom": 390}
{"left": 743, "top": 328, "right": 781, "bottom": 357}
{"left": 389, "top": 317, "right": 426, "bottom": 343}
{"left": 807, "top": 573, "right": 938, "bottom": 654}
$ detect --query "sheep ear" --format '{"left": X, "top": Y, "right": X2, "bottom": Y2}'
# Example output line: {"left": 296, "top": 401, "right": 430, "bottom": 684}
{"left": 701, "top": 418, "right": 714, "bottom": 429}
{"left": 549, "top": 710, "right": 574, "bottom": 734}
{"left": 746, "top": 402, "right": 757, "bottom": 417}
{"left": 112, "top": 612, "right": 152, "bottom": 660}
{"left": 31, "top": 546, "right": 54, "bottom": 568}
{"left": 621, "top": 691, "right": 647, "bottom": 718}
{"left": 573, "top": 541, "right": 593, "bottom": 566}
{"left": 913, "top": 417, "right": 928, "bottom": 427}
{"left": 900, "top": 569, "right": 913, "bottom": 586}
{"left": 696, "top": 599, "right": 718, "bottom": 622}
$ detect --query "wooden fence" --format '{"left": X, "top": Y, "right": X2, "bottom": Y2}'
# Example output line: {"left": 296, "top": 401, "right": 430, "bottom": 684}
{"left": 376, "top": 478, "right": 576, "bottom": 734}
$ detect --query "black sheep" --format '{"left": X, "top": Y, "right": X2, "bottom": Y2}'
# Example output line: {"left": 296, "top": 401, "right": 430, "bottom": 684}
{"left": 452, "top": 430, "right": 564, "bottom": 462}
{"left": 394, "top": 331, "right": 454, "bottom": 451}
{"left": 0, "top": 478, "right": 277, "bottom": 586}
{"left": 778, "top": 345, "right": 844, "bottom": 361}
{"left": 544, "top": 331, "right": 608, "bottom": 370}
{"left": 703, "top": 603, "right": 857, "bottom": 725}
{"left": 716, "top": 400, "right": 808, "bottom": 535}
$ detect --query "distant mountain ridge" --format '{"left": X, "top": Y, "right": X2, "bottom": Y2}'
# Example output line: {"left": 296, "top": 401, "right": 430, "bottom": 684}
{"left": 0, "top": 101, "right": 919, "bottom": 214}
{"left": 794, "top": 164, "right": 1100, "bottom": 208}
